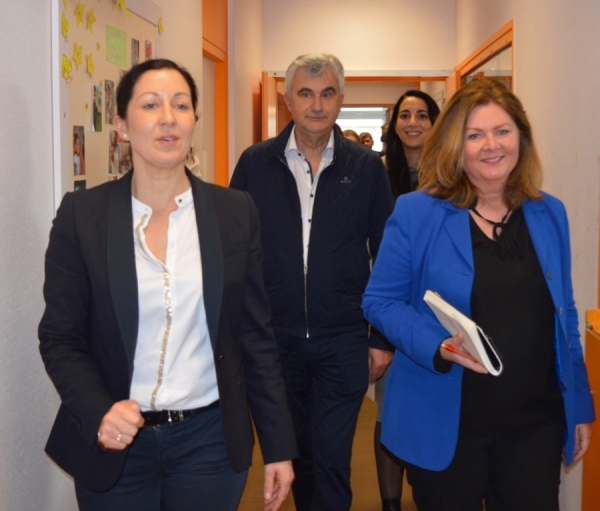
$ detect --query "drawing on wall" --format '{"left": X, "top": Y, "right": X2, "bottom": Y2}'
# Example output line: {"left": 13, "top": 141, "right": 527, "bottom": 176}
{"left": 131, "top": 38, "right": 140, "bottom": 66}
{"left": 74, "top": 180, "right": 87, "bottom": 192}
{"left": 73, "top": 126, "right": 86, "bottom": 176}
{"left": 105, "top": 80, "right": 115, "bottom": 124}
{"left": 92, "top": 85, "right": 103, "bottom": 132}
{"left": 145, "top": 40, "right": 152, "bottom": 61}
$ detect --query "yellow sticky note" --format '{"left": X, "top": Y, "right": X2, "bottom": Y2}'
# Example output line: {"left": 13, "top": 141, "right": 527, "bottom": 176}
{"left": 75, "top": 3, "right": 86, "bottom": 26}
{"left": 158, "top": 17, "right": 164, "bottom": 34}
{"left": 73, "top": 43, "right": 83, "bottom": 69}
{"left": 87, "top": 53, "right": 95, "bottom": 77}
{"left": 62, "top": 54, "right": 72, "bottom": 80}
{"left": 61, "top": 11, "right": 69, "bottom": 38}
{"left": 87, "top": 7, "right": 97, "bottom": 32}
{"left": 116, "top": 0, "right": 129, "bottom": 15}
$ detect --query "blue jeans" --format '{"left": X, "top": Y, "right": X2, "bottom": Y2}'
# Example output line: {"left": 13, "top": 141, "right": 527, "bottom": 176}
{"left": 75, "top": 404, "right": 247, "bottom": 511}
{"left": 277, "top": 328, "right": 370, "bottom": 511}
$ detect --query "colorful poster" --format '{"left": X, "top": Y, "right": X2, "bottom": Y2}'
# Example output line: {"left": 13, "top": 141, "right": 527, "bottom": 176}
{"left": 145, "top": 40, "right": 153, "bottom": 60}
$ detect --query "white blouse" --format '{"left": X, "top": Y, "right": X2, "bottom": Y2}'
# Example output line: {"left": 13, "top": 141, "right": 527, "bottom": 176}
{"left": 129, "top": 188, "right": 219, "bottom": 411}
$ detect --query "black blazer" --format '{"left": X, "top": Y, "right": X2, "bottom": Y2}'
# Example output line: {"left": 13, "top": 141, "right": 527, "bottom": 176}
{"left": 39, "top": 170, "right": 297, "bottom": 492}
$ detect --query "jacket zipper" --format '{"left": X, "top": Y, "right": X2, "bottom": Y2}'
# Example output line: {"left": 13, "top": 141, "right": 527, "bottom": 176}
{"left": 304, "top": 264, "right": 309, "bottom": 338}
{"left": 275, "top": 151, "right": 337, "bottom": 339}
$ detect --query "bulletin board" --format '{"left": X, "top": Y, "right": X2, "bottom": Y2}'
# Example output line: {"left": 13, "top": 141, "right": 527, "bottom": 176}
{"left": 54, "top": 0, "right": 162, "bottom": 194}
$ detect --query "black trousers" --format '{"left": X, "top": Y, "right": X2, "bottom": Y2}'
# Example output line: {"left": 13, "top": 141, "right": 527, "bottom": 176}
{"left": 277, "top": 329, "right": 370, "bottom": 511}
{"left": 404, "top": 416, "right": 566, "bottom": 511}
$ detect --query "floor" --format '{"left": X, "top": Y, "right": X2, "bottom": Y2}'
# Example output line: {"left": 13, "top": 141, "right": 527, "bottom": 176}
{"left": 238, "top": 397, "right": 417, "bottom": 511}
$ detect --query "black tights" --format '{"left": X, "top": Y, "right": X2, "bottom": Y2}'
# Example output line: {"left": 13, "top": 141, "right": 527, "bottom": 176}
{"left": 374, "top": 420, "right": 404, "bottom": 511}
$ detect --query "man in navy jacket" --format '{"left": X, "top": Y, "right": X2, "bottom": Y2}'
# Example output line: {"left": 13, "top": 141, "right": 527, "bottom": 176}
{"left": 230, "top": 54, "right": 394, "bottom": 511}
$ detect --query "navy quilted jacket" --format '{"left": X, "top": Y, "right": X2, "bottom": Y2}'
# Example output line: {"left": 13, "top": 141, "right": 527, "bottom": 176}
{"left": 230, "top": 121, "right": 394, "bottom": 347}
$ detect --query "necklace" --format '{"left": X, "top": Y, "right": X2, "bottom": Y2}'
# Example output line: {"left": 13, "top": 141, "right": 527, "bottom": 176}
{"left": 469, "top": 206, "right": 510, "bottom": 242}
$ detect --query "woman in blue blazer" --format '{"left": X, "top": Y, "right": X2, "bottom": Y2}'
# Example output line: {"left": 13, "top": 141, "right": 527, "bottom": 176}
{"left": 362, "top": 79, "right": 594, "bottom": 511}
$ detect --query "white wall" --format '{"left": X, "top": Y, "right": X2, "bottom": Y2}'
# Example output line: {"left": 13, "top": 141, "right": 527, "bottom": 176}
{"left": 230, "top": 0, "right": 264, "bottom": 170}
{"left": 343, "top": 82, "right": 417, "bottom": 106}
{"left": 456, "top": 1, "right": 600, "bottom": 509}
{"left": 0, "top": 1, "right": 203, "bottom": 509}
{"left": 153, "top": 0, "right": 203, "bottom": 173}
{"left": 0, "top": 1, "right": 78, "bottom": 510}
{"left": 262, "top": 0, "right": 456, "bottom": 73}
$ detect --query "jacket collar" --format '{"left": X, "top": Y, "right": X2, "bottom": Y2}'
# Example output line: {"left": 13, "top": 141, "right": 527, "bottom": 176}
{"left": 187, "top": 170, "right": 223, "bottom": 350}
{"left": 439, "top": 196, "right": 551, "bottom": 275}
{"left": 107, "top": 170, "right": 138, "bottom": 372}
{"left": 270, "top": 120, "right": 346, "bottom": 162}
{"left": 440, "top": 200, "right": 473, "bottom": 270}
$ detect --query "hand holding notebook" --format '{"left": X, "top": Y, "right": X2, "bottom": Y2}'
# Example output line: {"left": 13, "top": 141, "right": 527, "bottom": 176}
{"left": 424, "top": 290, "right": 503, "bottom": 376}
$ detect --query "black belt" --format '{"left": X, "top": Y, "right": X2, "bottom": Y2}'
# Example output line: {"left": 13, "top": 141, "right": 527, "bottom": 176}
{"left": 141, "top": 400, "right": 219, "bottom": 427}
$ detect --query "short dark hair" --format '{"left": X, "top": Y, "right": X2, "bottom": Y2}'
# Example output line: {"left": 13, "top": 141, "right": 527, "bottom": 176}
{"left": 115, "top": 59, "right": 198, "bottom": 119}
{"left": 386, "top": 90, "right": 440, "bottom": 197}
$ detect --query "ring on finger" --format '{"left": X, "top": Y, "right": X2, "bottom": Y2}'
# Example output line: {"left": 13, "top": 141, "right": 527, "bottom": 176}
{"left": 116, "top": 433, "right": 122, "bottom": 442}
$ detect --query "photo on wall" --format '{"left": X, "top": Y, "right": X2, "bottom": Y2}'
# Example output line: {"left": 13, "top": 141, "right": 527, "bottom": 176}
{"left": 73, "top": 125, "right": 86, "bottom": 176}
{"left": 92, "top": 85, "right": 103, "bottom": 132}
{"left": 108, "top": 129, "right": 120, "bottom": 174}
{"left": 131, "top": 38, "right": 140, "bottom": 66}
{"left": 145, "top": 40, "right": 153, "bottom": 60}
{"left": 119, "top": 140, "right": 133, "bottom": 174}
{"left": 108, "top": 129, "right": 132, "bottom": 175}
{"left": 105, "top": 80, "right": 115, "bottom": 125}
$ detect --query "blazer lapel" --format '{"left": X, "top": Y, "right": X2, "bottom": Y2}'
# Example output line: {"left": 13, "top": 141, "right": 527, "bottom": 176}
{"left": 188, "top": 171, "right": 223, "bottom": 349}
{"left": 107, "top": 171, "right": 139, "bottom": 374}
{"left": 522, "top": 199, "right": 550, "bottom": 271}
{"left": 442, "top": 203, "right": 474, "bottom": 271}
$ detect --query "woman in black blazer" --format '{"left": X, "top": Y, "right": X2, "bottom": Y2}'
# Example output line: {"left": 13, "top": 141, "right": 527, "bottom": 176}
{"left": 39, "top": 59, "right": 296, "bottom": 511}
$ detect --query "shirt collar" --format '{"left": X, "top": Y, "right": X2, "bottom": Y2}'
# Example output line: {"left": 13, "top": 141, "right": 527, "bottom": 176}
{"left": 284, "top": 126, "right": 335, "bottom": 158}
{"left": 132, "top": 187, "right": 193, "bottom": 215}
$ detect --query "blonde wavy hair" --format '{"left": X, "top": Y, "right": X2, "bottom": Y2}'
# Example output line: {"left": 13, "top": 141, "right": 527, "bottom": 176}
{"left": 418, "top": 79, "right": 542, "bottom": 209}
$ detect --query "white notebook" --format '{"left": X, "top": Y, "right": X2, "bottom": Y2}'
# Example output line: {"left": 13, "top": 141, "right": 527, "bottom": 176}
{"left": 424, "top": 290, "right": 503, "bottom": 376}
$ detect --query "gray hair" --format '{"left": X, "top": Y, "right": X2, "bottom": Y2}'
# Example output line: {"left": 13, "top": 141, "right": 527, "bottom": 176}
{"left": 285, "top": 54, "right": 345, "bottom": 96}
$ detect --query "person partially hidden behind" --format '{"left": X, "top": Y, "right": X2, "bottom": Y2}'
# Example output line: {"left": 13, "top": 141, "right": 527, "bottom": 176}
{"left": 375, "top": 90, "right": 440, "bottom": 511}
{"left": 39, "top": 59, "right": 297, "bottom": 511}
{"left": 231, "top": 53, "right": 394, "bottom": 511}
{"left": 362, "top": 78, "right": 594, "bottom": 511}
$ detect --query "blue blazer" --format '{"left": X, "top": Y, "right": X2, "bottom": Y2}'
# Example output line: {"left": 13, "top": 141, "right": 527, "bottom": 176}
{"left": 362, "top": 190, "right": 594, "bottom": 471}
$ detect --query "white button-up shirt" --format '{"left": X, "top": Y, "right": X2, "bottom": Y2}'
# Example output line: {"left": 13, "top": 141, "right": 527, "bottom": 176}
{"left": 284, "top": 127, "right": 335, "bottom": 264}
{"left": 129, "top": 188, "right": 219, "bottom": 411}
